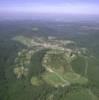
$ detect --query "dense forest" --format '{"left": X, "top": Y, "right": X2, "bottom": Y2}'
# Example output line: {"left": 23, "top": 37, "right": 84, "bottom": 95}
{"left": 0, "top": 20, "right": 99, "bottom": 100}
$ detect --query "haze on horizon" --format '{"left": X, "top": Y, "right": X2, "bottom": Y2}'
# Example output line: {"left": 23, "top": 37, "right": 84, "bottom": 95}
{"left": 0, "top": 0, "right": 99, "bottom": 20}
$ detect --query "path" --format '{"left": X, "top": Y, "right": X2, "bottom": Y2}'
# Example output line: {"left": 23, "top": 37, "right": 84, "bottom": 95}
{"left": 45, "top": 67, "right": 70, "bottom": 86}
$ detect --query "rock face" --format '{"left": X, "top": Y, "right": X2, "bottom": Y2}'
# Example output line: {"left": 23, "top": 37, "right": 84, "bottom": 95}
{"left": 14, "top": 67, "right": 29, "bottom": 79}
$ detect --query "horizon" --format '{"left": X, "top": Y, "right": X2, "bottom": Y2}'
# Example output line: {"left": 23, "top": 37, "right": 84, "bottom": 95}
{"left": 0, "top": 0, "right": 99, "bottom": 20}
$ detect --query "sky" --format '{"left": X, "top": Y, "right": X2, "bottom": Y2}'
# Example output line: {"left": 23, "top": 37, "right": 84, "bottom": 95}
{"left": 0, "top": 0, "right": 99, "bottom": 18}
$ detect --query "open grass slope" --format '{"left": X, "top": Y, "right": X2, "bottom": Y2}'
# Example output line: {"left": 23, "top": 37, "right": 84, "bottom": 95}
{"left": 42, "top": 50, "right": 88, "bottom": 87}
{"left": 12, "top": 36, "right": 32, "bottom": 47}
